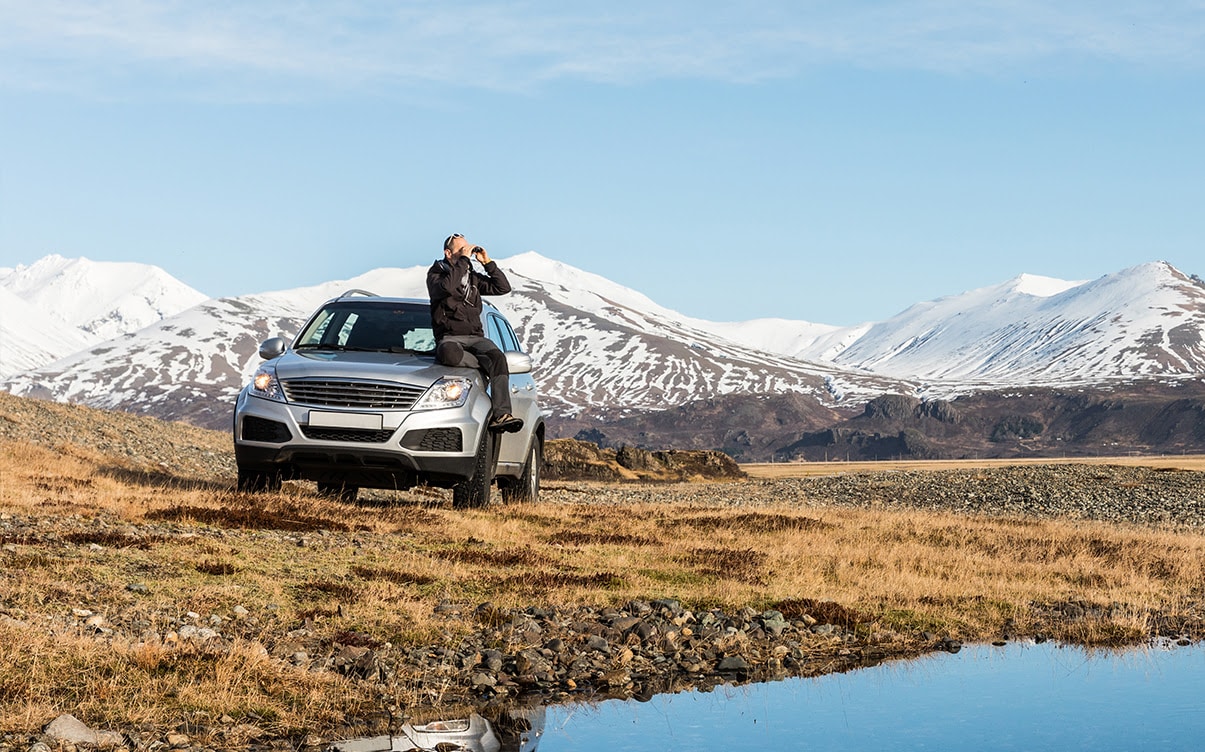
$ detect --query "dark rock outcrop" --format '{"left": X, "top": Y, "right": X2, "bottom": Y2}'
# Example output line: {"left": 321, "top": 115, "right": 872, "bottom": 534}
{"left": 544, "top": 439, "right": 745, "bottom": 482}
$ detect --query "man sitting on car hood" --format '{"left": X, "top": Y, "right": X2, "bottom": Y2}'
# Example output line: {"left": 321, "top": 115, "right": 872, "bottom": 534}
{"left": 426, "top": 233, "right": 523, "bottom": 433}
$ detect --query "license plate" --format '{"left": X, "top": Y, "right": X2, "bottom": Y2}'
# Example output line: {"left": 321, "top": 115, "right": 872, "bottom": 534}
{"left": 308, "top": 411, "right": 383, "bottom": 430}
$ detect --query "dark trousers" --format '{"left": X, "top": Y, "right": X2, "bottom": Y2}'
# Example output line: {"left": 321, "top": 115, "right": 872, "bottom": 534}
{"left": 442, "top": 335, "right": 512, "bottom": 416}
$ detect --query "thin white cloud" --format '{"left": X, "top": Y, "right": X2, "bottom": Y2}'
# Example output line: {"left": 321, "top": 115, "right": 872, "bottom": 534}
{"left": 1, "top": 0, "right": 1203, "bottom": 98}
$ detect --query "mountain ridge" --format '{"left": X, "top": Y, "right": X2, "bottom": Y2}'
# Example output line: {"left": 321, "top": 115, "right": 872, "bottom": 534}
{"left": 2, "top": 253, "right": 1202, "bottom": 445}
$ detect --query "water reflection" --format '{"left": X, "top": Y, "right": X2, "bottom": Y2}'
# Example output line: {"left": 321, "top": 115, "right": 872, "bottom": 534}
{"left": 332, "top": 708, "right": 544, "bottom": 752}
{"left": 333, "top": 642, "right": 1203, "bottom": 751}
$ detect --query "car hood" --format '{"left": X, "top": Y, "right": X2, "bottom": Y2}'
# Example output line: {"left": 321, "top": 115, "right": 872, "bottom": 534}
{"left": 271, "top": 349, "right": 473, "bottom": 387}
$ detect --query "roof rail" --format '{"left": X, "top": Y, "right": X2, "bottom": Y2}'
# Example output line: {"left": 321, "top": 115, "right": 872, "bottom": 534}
{"left": 339, "top": 289, "right": 379, "bottom": 298}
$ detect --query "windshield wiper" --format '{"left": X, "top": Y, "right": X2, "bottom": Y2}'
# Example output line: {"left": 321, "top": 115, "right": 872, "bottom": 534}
{"left": 296, "top": 343, "right": 348, "bottom": 351}
{"left": 297, "top": 344, "right": 428, "bottom": 354}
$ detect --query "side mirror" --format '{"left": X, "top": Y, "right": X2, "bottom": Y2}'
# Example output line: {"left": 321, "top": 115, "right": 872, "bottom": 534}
{"left": 258, "top": 337, "right": 286, "bottom": 360}
{"left": 505, "top": 351, "right": 533, "bottom": 375}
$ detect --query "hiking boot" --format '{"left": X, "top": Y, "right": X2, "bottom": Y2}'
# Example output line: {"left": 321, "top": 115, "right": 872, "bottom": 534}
{"left": 489, "top": 413, "right": 524, "bottom": 433}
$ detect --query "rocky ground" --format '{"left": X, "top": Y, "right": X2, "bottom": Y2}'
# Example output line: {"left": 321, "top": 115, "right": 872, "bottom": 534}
{"left": 545, "top": 462, "right": 1205, "bottom": 528}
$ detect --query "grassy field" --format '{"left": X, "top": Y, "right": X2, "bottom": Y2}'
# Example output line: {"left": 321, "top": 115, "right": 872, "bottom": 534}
{"left": 744, "top": 454, "right": 1205, "bottom": 478}
{"left": 2, "top": 437, "right": 1203, "bottom": 739}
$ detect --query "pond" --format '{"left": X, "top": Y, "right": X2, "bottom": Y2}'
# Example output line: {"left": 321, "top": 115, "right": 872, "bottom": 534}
{"left": 336, "top": 641, "right": 1204, "bottom": 751}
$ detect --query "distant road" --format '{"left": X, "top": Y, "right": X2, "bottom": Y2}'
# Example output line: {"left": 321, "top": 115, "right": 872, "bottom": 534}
{"left": 743, "top": 455, "right": 1205, "bottom": 478}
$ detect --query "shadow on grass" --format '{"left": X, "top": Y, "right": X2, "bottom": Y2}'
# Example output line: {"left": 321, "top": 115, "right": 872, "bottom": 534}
{"left": 98, "top": 464, "right": 234, "bottom": 493}
{"left": 145, "top": 499, "right": 362, "bottom": 533}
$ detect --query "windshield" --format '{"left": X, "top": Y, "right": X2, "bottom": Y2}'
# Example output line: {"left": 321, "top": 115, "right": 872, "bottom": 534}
{"left": 294, "top": 301, "right": 435, "bottom": 353}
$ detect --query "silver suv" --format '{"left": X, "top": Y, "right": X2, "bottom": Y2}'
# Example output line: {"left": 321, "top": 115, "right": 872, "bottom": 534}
{"left": 232, "top": 291, "right": 544, "bottom": 506}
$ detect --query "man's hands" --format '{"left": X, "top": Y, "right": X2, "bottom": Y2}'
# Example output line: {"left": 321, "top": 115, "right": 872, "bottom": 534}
{"left": 446, "top": 236, "right": 490, "bottom": 265}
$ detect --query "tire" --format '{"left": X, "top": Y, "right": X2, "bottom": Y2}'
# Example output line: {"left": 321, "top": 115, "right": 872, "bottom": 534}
{"left": 317, "top": 482, "right": 359, "bottom": 503}
{"left": 501, "top": 440, "right": 541, "bottom": 504}
{"left": 237, "top": 464, "right": 281, "bottom": 493}
{"left": 453, "top": 429, "right": 496, "bottom": 509}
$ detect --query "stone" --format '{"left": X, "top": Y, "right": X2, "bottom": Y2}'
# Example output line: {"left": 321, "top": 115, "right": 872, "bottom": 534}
{"left": 471, "top": 672, "right": 496, "bottom": 687}
{"left": 585, "top": 635, "right": 610, "bottom": 652}
{"left": 717, "top": 655, "right": 751, "bottom": 672}
{"left": 651, "top": 599, "right": 682, "bottom": 615}
{"left": 481, "top": 649, "right": 504, "bottom": 671}
{"left": 126, "top": 583, "right": 149, "bottom": 594}
{"left": 634, "top": 622, "right": 658, "bottom": 642}
{"left": 763, "top": 617, "right": 789, "bottom": 636}
{"left": 515, "top": 650, "right": 546, "bottom": 675}
{"left": 44, "top": 714, "right": 123, "bottom": 747}
{"left": 610, "top": 616, "right": 642, "bottom": 632}
{"left": 166, "top": 733, "right": 191, "bottom": 748}
{"left": 232, "top": 605, "right": 249, "bottom": 617}
{"left": 602, "top": 669, "right": 631, "bottom": 688}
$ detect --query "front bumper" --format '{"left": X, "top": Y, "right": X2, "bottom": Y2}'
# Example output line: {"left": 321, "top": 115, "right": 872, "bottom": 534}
{"left": 233, "top": 389, "right": 490, "bottom": 488}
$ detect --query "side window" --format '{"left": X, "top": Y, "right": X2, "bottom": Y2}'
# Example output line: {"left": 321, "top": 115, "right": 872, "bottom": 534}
{"left": 500, "top": 319, "right": 522, "bottom": 352}
{"left": 486, "top": 315, "right": 507, "bottom": 350}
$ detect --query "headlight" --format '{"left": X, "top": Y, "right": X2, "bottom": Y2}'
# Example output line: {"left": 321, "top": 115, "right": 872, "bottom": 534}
{"left": 248, "top": 366, "right": 286, "bottom": 402}
{"left": 413, "top": 377, "right": 472, "bottom": 410}
{"left": 413, "top": 719, "right": 471, "bottom": 733}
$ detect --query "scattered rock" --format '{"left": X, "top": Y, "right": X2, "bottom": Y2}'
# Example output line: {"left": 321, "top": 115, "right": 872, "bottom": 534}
{"left": 44, "top": 714, "right": 123, "bottom": 748}
{"left": 716, "top": 655, "right": 751, "bottom": 672}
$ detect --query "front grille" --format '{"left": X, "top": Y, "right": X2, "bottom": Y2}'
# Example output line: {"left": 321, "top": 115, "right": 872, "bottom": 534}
{"left": 301, "top": 426, "right": 396, "bottom": 443}
{"left": 242, "top": 415, "right": 292, "bottom": 443}
{"left": 281, "top": 379, "right": 426, "bottom": 409}
{"left": 401, "top": 428, "right": 463, "bottom": 452}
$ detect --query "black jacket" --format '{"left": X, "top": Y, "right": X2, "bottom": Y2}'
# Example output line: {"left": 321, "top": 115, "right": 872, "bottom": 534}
{"left": 426, "top": 256, "right": 512, "bottom": 339}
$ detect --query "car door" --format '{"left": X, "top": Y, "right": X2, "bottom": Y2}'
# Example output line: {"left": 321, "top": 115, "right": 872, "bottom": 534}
{"left": 486, "top": 313, "right": 538, "bottom": 467}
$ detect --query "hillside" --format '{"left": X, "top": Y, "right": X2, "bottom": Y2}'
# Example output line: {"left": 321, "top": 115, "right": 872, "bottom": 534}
{"left": 575, "top": 379, "right": 1205, "bottom": 462}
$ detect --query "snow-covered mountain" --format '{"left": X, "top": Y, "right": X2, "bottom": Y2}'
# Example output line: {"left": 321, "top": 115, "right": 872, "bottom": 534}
{"left": 0, "top": 252, "right": 908, "bottom": 428}
{"left": 700, "top": 262, "right": 1205, "bottom": 387}
{"left": 0, "top": 255, "right": 208, "bottom": 376}
{"left": 0, "top": 287, "right": 93, "bottom": 377}
{"left": 2, "top": 253, "right": 1202, "bottom": 431}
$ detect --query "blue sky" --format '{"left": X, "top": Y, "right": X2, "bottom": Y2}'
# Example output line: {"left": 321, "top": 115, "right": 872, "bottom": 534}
{"left": 1, "top": 1, "right": 1203, "bottom": 325}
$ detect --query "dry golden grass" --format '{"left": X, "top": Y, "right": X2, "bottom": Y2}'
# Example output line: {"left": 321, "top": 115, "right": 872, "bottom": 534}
{"left": 2, "top": 438, "right": 1203, "bottom": 737}
{"left": 743, "top": 454, "right": 1205, "bottom": 478}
